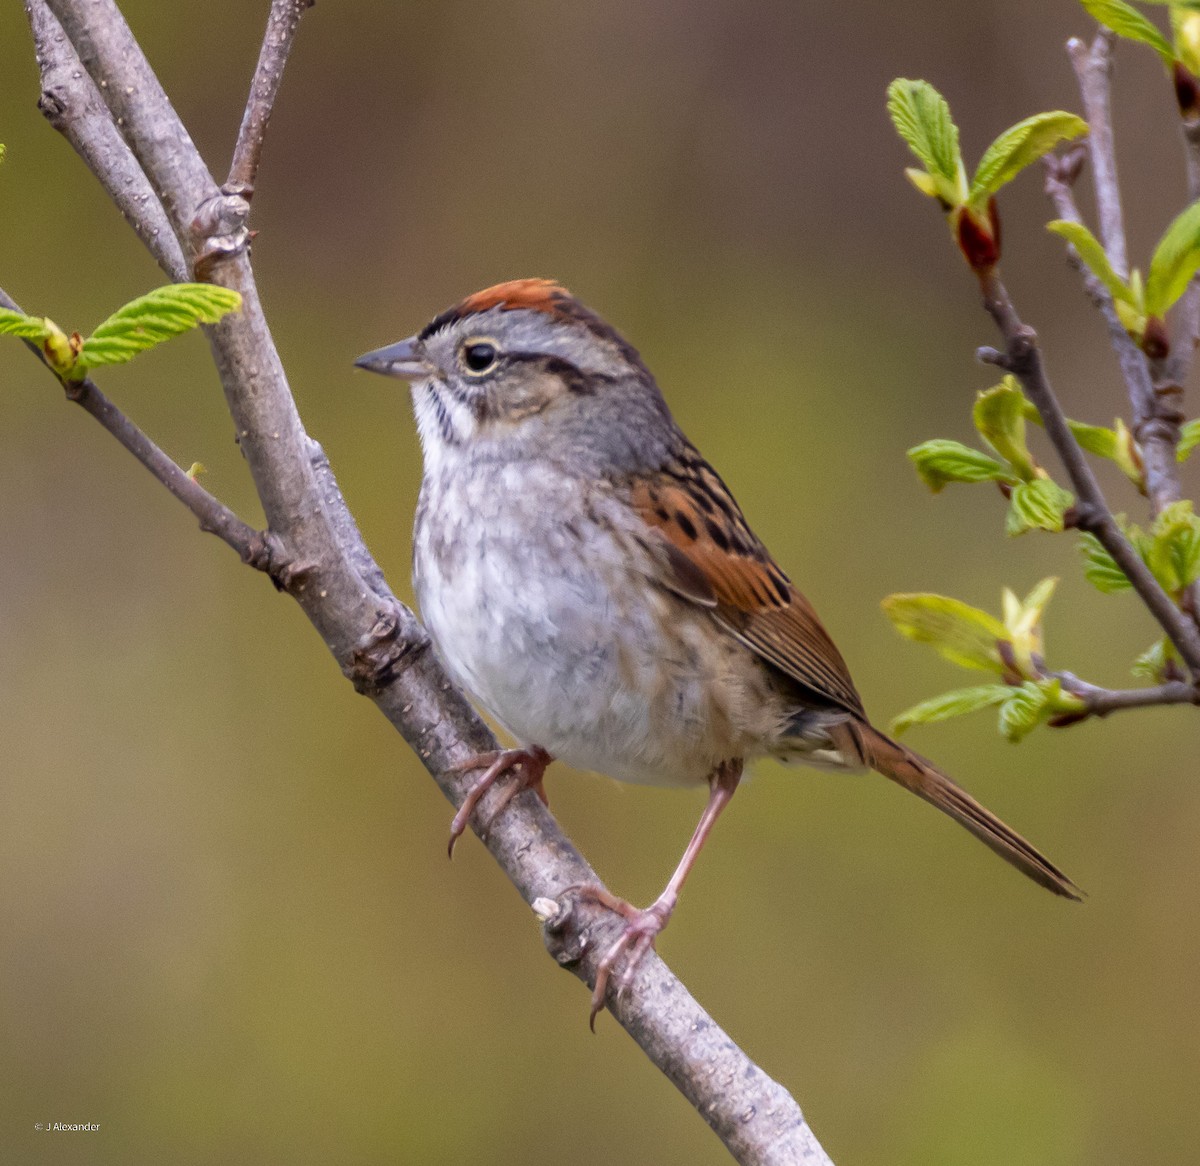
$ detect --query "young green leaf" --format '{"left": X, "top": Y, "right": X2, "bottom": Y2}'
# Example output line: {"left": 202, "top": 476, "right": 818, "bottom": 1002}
{"left": 1131, "top": 635, "right": 1182, "bottom": 682}
{"left": 907, "top": 439, "right": 1014, "bottom": 492}
{"left": 0, "top": 308, "right": 56, "bottom": 342}
{"left": 881, "top": 593, "right": 1008, "bottom": 672}
{"left": 1146, "top": 499, "right": 1200, "bottom": 592}
{"left": 1065, "top": 418, "right": 1119, "bottom": 459}
{"left": 1046, "top": 220, "right": 1137, "bottom": 308}
{"left": 969, "top": 112, "right": 1088, "bottom": 207}
{"left": 1079, "top": 0, "right": 1175, "bottom": 62}
{"left": 77, "top": 283, "right": 242, "bottom": 372}
{"left": 997, "top": 681, "right": 1051, "bottom": 742}
{"left": 1179, "top": 417, "right": 1200, "bottom": 461}
{"left": 999, "top": 576, "right": 1058, "bottom": 677}
{"left": 1010, "top": 577, "right": 1058, "bottom": 639}
{"left": 1005, "top": 478, "right": 1074, "bottom": 535}
{"left": 889, "top": 684, "right": 1012, "bottom": 736}
{"left": 904, "top": 167, "right": 941, "bottom": 198}
{"left": 1022, "top": 398, "right": 1145, "bottom": 483}
{"left": 887, "top": 79, "right": 967, "bottom": 205}
{"left": 1145, "top": 198, "right": 1200, "bottom": 318}
{"left": 1079, "top": 532, "right": 1133, "bottom": 591}
{"left": 974, "top": 377, "right": 1038, "bottom": 479}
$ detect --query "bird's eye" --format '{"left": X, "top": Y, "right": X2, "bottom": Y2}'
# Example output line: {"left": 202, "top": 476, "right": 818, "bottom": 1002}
{"left": 462, "top": 340, "right": 499, "bottom": 374}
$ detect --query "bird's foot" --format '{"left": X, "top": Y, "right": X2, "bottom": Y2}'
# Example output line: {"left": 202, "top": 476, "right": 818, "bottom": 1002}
{"left": 573, "top": 884, "right": 676, "bottom": 1030}
{"left": 446, "top": 746, "right": 552, "bottom": 857}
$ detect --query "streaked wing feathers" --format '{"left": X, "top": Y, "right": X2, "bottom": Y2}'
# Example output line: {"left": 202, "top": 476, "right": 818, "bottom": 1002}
{"left": 630, "top": 458, "right": 864, "bottom": 715}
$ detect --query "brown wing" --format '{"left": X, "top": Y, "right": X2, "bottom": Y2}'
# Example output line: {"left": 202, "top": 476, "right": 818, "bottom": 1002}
{"left": 629, "top": 454, "right": 865, "bottom": 717}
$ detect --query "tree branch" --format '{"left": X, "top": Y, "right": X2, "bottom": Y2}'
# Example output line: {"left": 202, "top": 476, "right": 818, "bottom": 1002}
{"left": 1054, "top": 673, "right": 1199, "bottom": 717}
{"left": 1, "top": 283, "right": 271, "bottom": 567}
{"left": 1065, "top": 32, "right": 1186, "bottom": 519}
{"left": 1069, "top": 32, "right": 1127, "bottom": 278}
{"left": 24, "top": 1, "right": 187, "bottom": 281}
{"left": 976, "top": 271, "right": 1200, "bottom": 675}
{"left": 1042, "top": 154, "right": 1185, "bottom": 513}
{"left": 21, "top": 3, "right": 835, "bottom": 1160}
{"left": 1154, "top": 117, "right": 1200, "bottom": 391}
{"left": 226, "top": 0, "right": 313, "bottom": 197}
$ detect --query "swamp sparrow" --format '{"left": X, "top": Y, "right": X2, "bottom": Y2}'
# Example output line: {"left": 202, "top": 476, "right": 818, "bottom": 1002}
{"left": 356, "top": 279, "right": 1079, "bottom": 1024}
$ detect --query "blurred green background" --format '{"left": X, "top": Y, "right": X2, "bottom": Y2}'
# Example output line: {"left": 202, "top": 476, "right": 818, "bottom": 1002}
{"left": 2, "top": 2, "right": 1199, "bottom": 1162}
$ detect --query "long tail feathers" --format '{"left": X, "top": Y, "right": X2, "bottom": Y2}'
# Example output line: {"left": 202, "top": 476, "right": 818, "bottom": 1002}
{"left": 831, "top": 719, "right": 1083, "bottom": 901}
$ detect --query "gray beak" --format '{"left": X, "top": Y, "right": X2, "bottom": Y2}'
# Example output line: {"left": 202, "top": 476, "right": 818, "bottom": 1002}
{"left": 354, "top": 336, "right": 432, "bottom": 379}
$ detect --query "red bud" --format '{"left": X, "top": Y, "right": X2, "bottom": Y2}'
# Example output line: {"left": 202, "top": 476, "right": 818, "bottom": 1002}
{"left": 1174, "top": 62, "right": 1200, "bottom": 118}
{"left": 955, "top": 204, "right": 1000, "bottom": 271}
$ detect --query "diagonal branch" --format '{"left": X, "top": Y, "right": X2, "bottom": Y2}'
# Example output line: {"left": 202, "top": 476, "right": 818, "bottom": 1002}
{"left": 226, "top": 0, "right": 314, "bottom": 197}
{"left": 976, "top": 271, "right": 1200, "bottom": 676}
{"left": 22, "top": 3, "right": 835, "bottom": 1161}
{"left": 25, "top": 1, "right": 187, "bottom": 281}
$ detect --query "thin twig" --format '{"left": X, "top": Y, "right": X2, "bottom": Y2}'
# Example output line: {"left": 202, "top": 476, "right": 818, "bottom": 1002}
{"left": 28, "top": 4, "right": 834, "bottom": 1160}
{"left": 1055, "top": 674, "right": 1199, "bottom": 717}
{"left": 1042, "top": 155, "right": 1184, "bottom": 512}
{"left": 1159, "top": 117, "right": 1200, "bottom": 389}
{"left": 976, "top": 270, "right": 1200, "bottom": 675}
{"left": 0, "top": 284, "right": 268, "bottom": 565}
{"left": 226, "top": 0, "right": 313, "bottom": 197}
{"left": 1069, "top": 31, "right": 1127, "bottom": 278}
{"left": 1065, "top": 31, "right": 1186, "bottom": 522}
{"left": 24, "top": 1, "right": 187, "bottom": 281}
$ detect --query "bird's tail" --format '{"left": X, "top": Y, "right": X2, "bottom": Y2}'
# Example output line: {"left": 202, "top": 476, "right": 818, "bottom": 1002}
{"left": 829, "top": 719, "right": 1082, "bottom": 900}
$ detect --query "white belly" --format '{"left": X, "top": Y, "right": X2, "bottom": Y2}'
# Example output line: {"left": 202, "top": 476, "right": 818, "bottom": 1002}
{"left": 413, "top": 460, "right": 777, "bottom": 786}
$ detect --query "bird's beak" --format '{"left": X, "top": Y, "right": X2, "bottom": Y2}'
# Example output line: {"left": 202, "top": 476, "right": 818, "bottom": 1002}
{"left": 354, "top": 336, "right": 433, "bottom": 380}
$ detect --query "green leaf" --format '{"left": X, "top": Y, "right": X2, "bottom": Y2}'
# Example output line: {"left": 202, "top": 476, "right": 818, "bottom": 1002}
{"left": 907, "top": 439, "right": 1014, "bottom": 492}
{"left": 1111, "top": 418, "right": 1146, "bottom": 486}
{"left": 969, "top": 112, "right": 1088, "bottom": 207}
{"left": 904, "top": 167, "right": 941, "bottom": 199}
{"left": 0, "top": 308, "right": 56, "bottom": 342}
{"left": 1147, "top": 499, "right": 1200, "bottom": 591}
{"left": 997, "top": 576, "right": 1058, "bottom": 678}
{"left": 882, "top": 593, "right": 1008, "bottom": 673}
{"left": 1145, "top": 198, "right": 1200, "bottom": 318}
{"left": 77, "top": 283, "right": 242, "bottom": 371}
{"left": 890, "top": 684, "right": 1013, "bottom": 736}
{"left": 1005, "top": 478, "right": 1074, "bottom": 535}
{"left": 887, "top": 79, "right": 967, "bottom": 205}
{"left": 974, "top": 377, "right": 1038, "bottom": 478}
{"left": 1079, "top": 532, "right": 1133, "bottom": 591}
{"left": 1065, "top": 418, "right": 1118, "bottom": 459}
{"left": 998, "top": 681, "right": 1051, "bottom": 742}
{"left": 1079, "top": 0, "right": 1175, "bottom": 62}
{"left": 1131, "top": 635, "right": 1183, "bottom": 681}
{"left": 1046, "top": 220, "right": 1136, "bottom": 308}
{"left": 1011, "top": 576, "right": 1058, "bottom": 639}
{"left": 1179, "top": 417, "right": 1200, "bottom": 460}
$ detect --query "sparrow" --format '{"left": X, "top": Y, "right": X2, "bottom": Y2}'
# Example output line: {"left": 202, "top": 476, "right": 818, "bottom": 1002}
{"left": 356, "top": 278, "right": 1080, "bottom": 1025}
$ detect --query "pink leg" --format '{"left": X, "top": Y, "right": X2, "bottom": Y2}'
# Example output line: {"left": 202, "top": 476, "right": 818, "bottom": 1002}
{"left": 580, "top": 759, "right": 742, "bottom": 1029}
{"left": 447, "top": 746, "right": 552, "bottom": 858}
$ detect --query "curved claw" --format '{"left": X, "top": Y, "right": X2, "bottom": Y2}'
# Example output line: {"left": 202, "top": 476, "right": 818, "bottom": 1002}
{"left": 573, "top": 886, "right": 672, "bottom": 1031}
{"left": 446, "top": 746, "right": 552, "bottom": 857}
